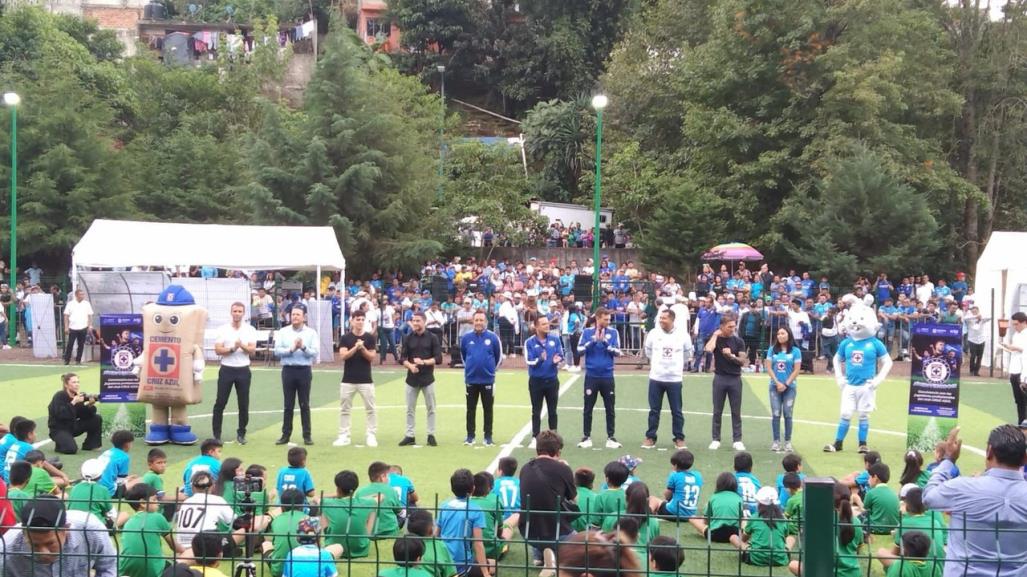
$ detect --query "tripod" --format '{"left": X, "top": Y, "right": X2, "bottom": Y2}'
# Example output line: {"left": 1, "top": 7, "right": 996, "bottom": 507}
{"left": 233, "top": 493, "right": 258, "bottom": 577}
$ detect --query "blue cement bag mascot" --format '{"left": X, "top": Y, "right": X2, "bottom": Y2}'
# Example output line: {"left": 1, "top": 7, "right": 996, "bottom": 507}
{"left": 135, "top": 285, "right": 207, "bottom": 445}
{"left": 824, "top": 294, "right": 893, "bottom": 453}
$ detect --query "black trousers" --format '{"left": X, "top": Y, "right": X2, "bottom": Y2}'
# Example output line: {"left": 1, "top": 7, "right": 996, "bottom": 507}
{"left": 281, "top": 365, "right": 312, "bottom": 438}
{"left": 63, "top": 329, "right": 87, "bottom": 364}
{"left": 967, "top": 342, "right": 984, "bottom": 375}
{"left": 569, "top": 333, "right": 581, "bottom": 366}
{"left": 498, "top": 318, "right": 517, "bottom": 355}
{"left": 529, "top": 377, "right": 560, "bottom": 437}
{"left": 51, "top": 414, "right": 103, "bottom": 454}
{"left": 466, "top": 382, "right": 495, "bottom": 437}
{"left": 711, "top": 373, "right": 743, "bottom": 442}
{"left": 213, "top": 365, "right": 252, "bottom": 438}
{"left": 1012, "top": 373, "right": 1026, "bottom": 425}
{"left": 582, "top": 376, "right": 615, "bottom": 438}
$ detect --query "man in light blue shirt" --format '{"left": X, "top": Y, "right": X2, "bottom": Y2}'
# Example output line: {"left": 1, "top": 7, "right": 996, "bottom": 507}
{"left": 275, "top": 305, "right": 319, "bottom": 446}
{"left": 923, "top": 425, "right": 1027, "bottom": 577}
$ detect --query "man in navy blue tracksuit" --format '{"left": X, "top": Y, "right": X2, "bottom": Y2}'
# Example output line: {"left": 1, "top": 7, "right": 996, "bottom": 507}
{"left": 524, "top": 316, "right": 563, "bottom": 447}
{"left": 577, "top": 308, "right": 623, "bottom": 449}
{"left": 461, "top": 310, "right": 503, "bottom": 446}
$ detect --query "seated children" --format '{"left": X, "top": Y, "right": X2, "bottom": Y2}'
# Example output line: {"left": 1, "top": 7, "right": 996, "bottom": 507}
{"left": 730, "top": 486, "right": 790, "bottom": 567}
{"left": 470, "top": 472, "right": 510, "bottom": 559}
{"left": 925, "top": 441, "right": 960, "bottom": 478}
{"left": 647, "top": 536, "right": 684, "bottom": 575}
{"left": 24, "top": 450, "right": 66, "bottom": 495}
{"left": 389, "top": 465, "right": 419, "bottom": 528}
{"left": 379, "top": 536, "right": 431, "bottom": 577}
{"left": 624, "top": 482, "right": 659, "bottom": 547}
{"left": 899, "top": 450, "right": 930, "bottom": 488}
{"left": 67, "top": 458, "right": 113, "bottom": 527}
{"left": 264, "top": 489, "right": 312, "bottom": 577}
{"left": 876, "top": 486, "right": 946, "bottom": 568}
{"left": 119, "top": 484, "right": 183, "bottom": 577}
{"left": 491, "top": 457, "right": 520, "bottom": 523}
{"left": 781, "top": 472, "right": 803, "bottom": 549}
{"left": 437, "top": 469, "right": 491, "bottom": 577}
{"left": 188, "top": 532, "right": 231, "bottom": 577}
{"left": 842, "top": 451, "right": 881, "bottom": 499}
{"left": 97, "top": 430, "right": 135, "bottom": 497}
{"left": 406, "top": 509, "right": 456, "bottom": 577}
{"left": 595, "top": 461, "right": 629, "bottom": 532}
{"left": 657, "top": 449, "right": 705, "bottom": 533}
{"left": 695, "top": 472, "right": 744, "bottom": 543}
{"left": 788, "top": 483, "right": 863, "bottom": 577}
{"left": 6, "top": 461, "right": 32, "bottom": 521}
{"left": 734, "top": 452, "right": 762, "bottom": 515}
{"left": 2, "top": 419, "right": 36, "bottom": 482}
{"left": 776, "top": 453, "right": 805, "bottom": 509}
{"left": 572, "top": 467, "right": 597, "bottom": 532}
{"left": 276, "top": 447, "right": 316, "bottom": 503}
{"left": 182, "top": 439, "right": 223, "bottom": 497}
{"left": 884, "top": 531, "right": 940, "bottom": 577}
{"left": 175, "top": 472, "right": 241, "bottom": 556}
{"left": 282, "top": 517, "right": 344, "bottom": 577}
{"left": 861, "top": 462, "right": 900, "bottom": 535}
{"left": 322, "top": 470, "right": 377, "bottom": 559}
{"left": 355, "top": 461, "right": 403, "bottom": 537}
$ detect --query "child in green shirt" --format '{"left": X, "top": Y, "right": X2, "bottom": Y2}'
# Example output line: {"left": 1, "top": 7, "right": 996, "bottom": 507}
{"left": 899, "top": 450, "right": 931, "bottom": 489}
{"left": 322, "top": 470, "right": 377, "bottom": 558}
{"left": 862, "top": 462, "right": 900, "bottom": 535}
{"left": 697, "top": 472, "right": 743, "bottom": 543}
{"left": 141, "top": 448, "right": 167, "bottom": 495}
{"left": 379, "top": 536, "right": 433, "bottom": 577}
{"left": 24, "top": 450, "right": 63, "bottom": 496}
{"left": 625, "top": 482, "right": 659, "bottom": 547}
{"left": 647, "top": 536, "right": 684, "bottom": 575}
{"left": 595, "top": 461, "right": 629, "bottom": 532}
{"left": 6, "top": 461, "right": 32, "bottom": 522}
{"left": 885, "top": 531, "right": 941, "bottom": 577}
{"left": 731, "top": 486, "right": 790, "bottom": 567}
{"left": 876, "top": 486, "right": 947, "bottom": 569}
{"left": 572, "top": 467, "right": 597, "bottom": 531}
{"left": 262, "top": 489, "right": 311, "bottom": 577}
{"left": 788, "top": 482, "right": 864, "bottom": 577}
{"left": 470, "top": 472, "right": 507, "bottom": 560}
{"left": 119, "top": 483, "right": 183, "bottom": 577}
{"left": 354, "top": 461, "right": 403, "bottom": 537}
{"left": 407, "top": 509, "right": 457, "bottom": 577}
{"left": 782, "top": 472, "right": 803, "bottom": 549}
{"left": 67, "top": 458, "right": 113, "bottom": 527}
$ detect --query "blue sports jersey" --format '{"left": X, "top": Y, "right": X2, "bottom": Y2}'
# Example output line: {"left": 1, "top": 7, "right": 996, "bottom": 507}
{"left": 182, "top": 455, "right": 222, "bottom": 497}
{"left": 925, "top": 461, "right": 960, "bottom": 479}
{"left": 767, "top": 346, "right": 802, "bottom": 387}
{"left": 492, "top": 476, "right": 521, "bottom": 520}
{"left": 0, "top": 434, "right": 18, "bottom": 481}
{"left": 838, "top": 337, "right": 889, "bottom": 386}
{"left": 389, "top": 472, "right": 415, "bottom": 508}
{"left": 775, "top": 472, "right": 806, "bottom": 508}
{"left": 666, "top": 470, "right": 703, "bottom": 517}
{"left": 855, "top": 470, "right": 870, "bottom": 496}
{"left": 283, "top": 544, "right": 338, "bottom": 577}
{"left": 277, "top": 466, "right": 315, "bottom": 496}
{"left": 577, "top": 327, "right": 620, "bottom": 378}
{"left": 98, "top": 447, "right": 131, "bottom": 497}
{"left": 3, "top": 439, "right": 32, "bottom": 482}
{"left": 735, "top": 472, "right": 762, "bottom": 514}
{"left": 437, "top": 497, "right": 486, "bottom": 573}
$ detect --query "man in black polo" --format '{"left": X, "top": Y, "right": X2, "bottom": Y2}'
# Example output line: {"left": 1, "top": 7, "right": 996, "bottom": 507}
{"left": 400, "top": 312, "right": 442, "bottom": 447}
{"left": 705, "top": 315, "right": 747, "bottom": 451}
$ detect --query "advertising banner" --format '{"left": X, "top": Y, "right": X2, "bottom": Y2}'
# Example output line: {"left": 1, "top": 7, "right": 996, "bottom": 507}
{"left": 907, "top": 323, "right": 962, "bottom": 451}
{"left": 98, "top": 314, "right": 146, "bottom": 436}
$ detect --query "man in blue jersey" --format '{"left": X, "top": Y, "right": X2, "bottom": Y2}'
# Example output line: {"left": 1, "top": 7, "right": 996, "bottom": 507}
{"left": 525, "top": 316, "right": 563, "bottom": 448}
{"left": 577, "top": 308, "right": 622, "bottom": 449}
{"left": 462, "top": 311, "right": 503, "bottom": 447}
{"left": 691, "top": 298, "right": 720, "bottom": 373}
{"left": 825, "top": 298, "right": 893, "bottom": 454}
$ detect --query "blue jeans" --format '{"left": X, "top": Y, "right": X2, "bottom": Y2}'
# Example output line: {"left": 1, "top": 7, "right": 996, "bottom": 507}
{"left": 822, "top": 335, "right": 839, "bottom": 370}
{"left": 646, "top": 379, "right": 684, "bottom": 441}
{"left": 692, "top": 333, "right": 712, "bottom": 371}
{"left": 769, "top": 385, "right": 797, "bottom": 442}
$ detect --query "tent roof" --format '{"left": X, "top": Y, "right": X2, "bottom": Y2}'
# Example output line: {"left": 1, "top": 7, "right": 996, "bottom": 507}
{"left": 976, "top": 231, "right": 1027, "bottom": 273}
{"left": 73, "top": 220, "right": 345, "bottom": 271}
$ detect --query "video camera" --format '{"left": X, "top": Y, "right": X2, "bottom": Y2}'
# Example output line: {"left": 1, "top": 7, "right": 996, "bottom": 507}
{"left": 233, "top": 475, "right": 264, "bottom": 494}
{"left": 81, "top": 393, "right": 100, "bottom": 403}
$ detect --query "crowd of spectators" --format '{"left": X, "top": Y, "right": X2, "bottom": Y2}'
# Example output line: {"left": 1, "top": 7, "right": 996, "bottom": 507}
{"left": 478, "top": 221, "right": 633, "bottom": 249}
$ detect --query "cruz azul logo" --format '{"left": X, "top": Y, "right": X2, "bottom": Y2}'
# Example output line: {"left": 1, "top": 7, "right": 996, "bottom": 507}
{"left": 924, "top": 359, "right": 951, "bottom": 385}
{"left": 148, "top": 343, "right": 181, "bottom": 378}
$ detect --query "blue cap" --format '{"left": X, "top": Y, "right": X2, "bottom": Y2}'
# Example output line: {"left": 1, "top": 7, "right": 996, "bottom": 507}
{"left": 157, "top": 285, "right": 195, "bottom": 306}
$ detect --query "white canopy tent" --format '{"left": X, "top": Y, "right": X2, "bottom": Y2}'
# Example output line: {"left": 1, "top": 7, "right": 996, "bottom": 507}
{"left": 974, "top": 231, "right": 1027, "bottom": 370}
{"left": 73, "top": 219, "right": 346, "bottom": 363}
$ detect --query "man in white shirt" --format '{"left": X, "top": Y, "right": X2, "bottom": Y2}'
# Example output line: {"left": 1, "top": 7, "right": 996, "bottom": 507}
{"left": 63, "top": 289, "right": 94, "bottom": 365}
{"left": 642, "top": 309, "right": 693, "bottom": 449}
{"left": 964, "top": 306, "right": 989, "bottom": 377}
{"left": 999, "top": 311, "right": 1027, "bottom": 424}
{"left": 786, "top": 300, "right": 812, "bottom": 349}
{"left": 916, "top": 275, "right": 935, "bottom": 306}
{"left": 212, "top": 302, "right": 257, "bottom": 445}
{"left": 379, "top": 301, "right": 400, "bottom": 364}
{"left": 670, "top": 295, "right": 691, "bottom": 335}
{"left": 497, "top": 292, "right": 519, "bottom": 358}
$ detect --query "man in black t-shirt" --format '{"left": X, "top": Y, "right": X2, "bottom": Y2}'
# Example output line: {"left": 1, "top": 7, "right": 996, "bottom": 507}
{"left": 704, "top": 316, "right": 747, "bottom": 451}
{"left": 335, "top": 310, "right": 378, "bottom": 448}
{"left": 518, "top": 430, "right": 576, "bottom": 572}
{"left": 400, "top": 312, "right": 443, "bottom": 447}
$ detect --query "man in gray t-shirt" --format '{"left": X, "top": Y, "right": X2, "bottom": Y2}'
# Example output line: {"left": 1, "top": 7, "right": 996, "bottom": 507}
{"left": 0, "top": 496, "right": 117, "bottom": 577}
{"left": 452, "top": 299, "right": 476, "bottom": 367}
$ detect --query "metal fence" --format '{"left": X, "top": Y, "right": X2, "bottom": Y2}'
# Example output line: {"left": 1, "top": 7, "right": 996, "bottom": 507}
{"left": 3, "top": 480, "right": 1026, "bottom": 577}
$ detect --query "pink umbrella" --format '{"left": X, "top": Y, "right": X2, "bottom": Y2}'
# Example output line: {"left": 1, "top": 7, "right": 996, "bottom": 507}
{"left": 702, "top": 242, "right": 764, "bottom": 262}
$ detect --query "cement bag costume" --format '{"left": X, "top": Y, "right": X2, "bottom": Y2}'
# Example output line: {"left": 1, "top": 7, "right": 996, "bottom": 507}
{"left": 135, "top": 285, "right": 207, "bottom": 445}
{"left": 824, "top": 294, "right": 893, "bottom": 453}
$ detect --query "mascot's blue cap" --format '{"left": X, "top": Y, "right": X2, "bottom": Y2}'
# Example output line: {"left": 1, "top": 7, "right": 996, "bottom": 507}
{"left": 157, "top": 285, "right": 195, "bottom": 306}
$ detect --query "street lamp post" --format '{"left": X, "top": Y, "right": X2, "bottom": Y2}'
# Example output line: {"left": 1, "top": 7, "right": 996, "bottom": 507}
{"left": 3, "top": 92, "right": 18, "bottom": 345}
{"left": 590, "top": 94, "right": 608, "bottom": 313}
{"left": 437, "top": 65, "right": 446, "bottom": 199}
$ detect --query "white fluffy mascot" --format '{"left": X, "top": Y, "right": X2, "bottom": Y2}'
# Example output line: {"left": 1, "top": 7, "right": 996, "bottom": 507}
{"left": 824, "top": 294, "right": 893, "bottom": 453}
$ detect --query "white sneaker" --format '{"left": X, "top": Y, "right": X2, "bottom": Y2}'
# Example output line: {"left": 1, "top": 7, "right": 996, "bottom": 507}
{"left": 1, "top": 345, "right": 9, "bottom": 350}
{"left": 366, "top": 435, "right": 378, "bottom": 448}
{"left": 605, "top": 438, "right": 622, "bottom": 449}
{"left": 529, "top": 438, "right": 537, "bottom": 449}
{"left": 332, "top": 436, "right": 351, "bottom": 447}
{"left": 732, "top": 441, "right": 747, "bottom": 451}
{"left": 708, "top": 440, "right": 721, "bottom": 450}
{"left": 577, "top": 437, "right": 593, "bottom": 449}
{"left": 770, "top": 441, "right": 781, "bottom": 452}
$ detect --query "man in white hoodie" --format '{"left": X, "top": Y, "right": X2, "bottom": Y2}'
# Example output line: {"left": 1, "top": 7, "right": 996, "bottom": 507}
{"left": 642, "top": 308, "right": 694, "bottom": 449}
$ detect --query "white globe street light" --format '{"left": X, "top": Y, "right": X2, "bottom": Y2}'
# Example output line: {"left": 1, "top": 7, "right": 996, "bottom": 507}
{"left": 591, "top": 94, "right": 608, "bottom": 110}
{"left": 3, "top": 93, "right": 20, "bottom": 107}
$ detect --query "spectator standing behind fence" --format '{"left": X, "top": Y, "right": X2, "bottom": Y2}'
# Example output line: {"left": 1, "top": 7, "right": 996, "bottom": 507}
{"left": 692, "top": 298, "right": 720, "bottom": 373}
{"left": 964, "top": 306, "right": 988, "bottom": 377}
{"left": 497, "top": 292, "right": 519, "bottom": 358}
{"left": 400, "top": 312, "right": 442, "bottom": 447}
{"left": 462, "top": 311, "right": 503, "bottom": 447}
{"left": 642, "top": 308, "right": 692, "bottom": 450}
{"left": 63, "top": 288, "right": 93, "bottom": 365}
{"left": 577, "top": 308, "right": 623, "bottom": 450}
{"left": 275, "top": 305, "right": 319, "bottom": 447}
{"left": 923, "top": 425, "right": 1027, "bottom": 577}
{"left": 999, "top": 312, "right": 1027, "bottom": 425}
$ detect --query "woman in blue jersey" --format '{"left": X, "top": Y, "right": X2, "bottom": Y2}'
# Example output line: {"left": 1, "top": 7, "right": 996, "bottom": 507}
{"left": 765, "top": 327, "right": 801, "bottom": 453}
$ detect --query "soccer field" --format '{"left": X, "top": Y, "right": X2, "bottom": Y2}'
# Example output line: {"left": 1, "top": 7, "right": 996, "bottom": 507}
{"left": 0, "top": 363, "right": 1016, "bottom": 576}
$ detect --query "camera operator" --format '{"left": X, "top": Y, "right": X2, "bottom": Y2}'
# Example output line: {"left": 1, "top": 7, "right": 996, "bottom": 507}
{"left": 48, "top": 372, "right": 103, "bottom": 454}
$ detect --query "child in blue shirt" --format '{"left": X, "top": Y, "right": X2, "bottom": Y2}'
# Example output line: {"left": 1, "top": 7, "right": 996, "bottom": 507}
{"left": 182, "top": 438, "right": 223, "bottom": 497}
{"left": 0, "top": 416, "right": 26, "bottom": 478}
{"left": 389, "top": 465, "right": 419, "bottom": 527}
{"left": 98, "top": 430, "right": 134, "bottom": 497}
{"left": 437, "top": 469, "right": 489, "bottom": 576}
{"left": 843, "top": 451, "right": 881, "bottom": 500}
{"left": 657, "top": 449, "right": 705, "bottom": 532}
{"left": 775, "top": 453, "right": 806, "bottom": 509}
{"left": 734, "top": 452, "right": 762, "bottom": 515}
{"left": 282, "top": 517, "right": 344, "bottom": 577}
{"left": 491, "top": 457, "right": 520, "bottom": 522}
{"left": 277, "top": 447, "right": 316, "bottom": 501}
{"left": 3, "top": 419, "right": 36, "bottom": 482}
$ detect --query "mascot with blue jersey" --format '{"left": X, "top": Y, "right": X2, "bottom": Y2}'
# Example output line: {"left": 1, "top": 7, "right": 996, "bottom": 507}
{"left": 135, "top": 285, "right": 207, "bottom": 445}
{"left": 824, "top": 294, "right": 893, "bottom": 453}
